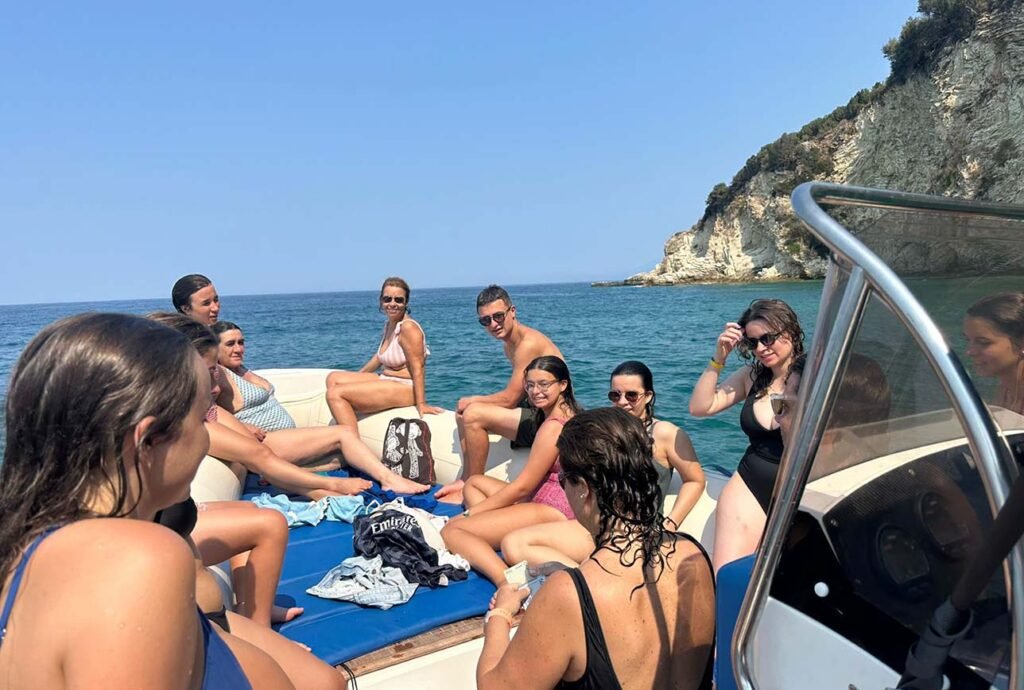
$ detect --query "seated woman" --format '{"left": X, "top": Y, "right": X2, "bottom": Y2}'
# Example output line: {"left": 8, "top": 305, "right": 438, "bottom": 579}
{"left": 172, "top": 273, "right": 221, "bottom": 325}
{"left": 501, "top": 360, "right": 707, "bottom": 569}
{"left": 212, "top": 320, "right": 429, "bottom": 495}
{"left": 477, "top": 407, "right": 715, "bottom": 690}
{"left": 325, "top": 277, "right": 442, "bottom": 428}
{"left": 0, "top": 313, "right": 294, "bottom": 689}
{"left": 441, "top": 356, "right": 580, "bottom": 586}
{"left": 965, "top": 292, "right": 1024, "bottom": 415}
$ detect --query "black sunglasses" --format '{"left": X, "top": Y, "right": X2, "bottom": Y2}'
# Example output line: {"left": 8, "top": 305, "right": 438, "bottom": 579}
{"left": 557, "top": 471, "right": 571, "bottom": 489}
{"left": 738, "top": 331, "right": 783, "bottom": 354}
{"left": 478, "top": 306, "right": 512, "bottom": 327}
{"left": 770, "top": 393, "right": 795, "bottom": 417}
{"left": 381, "top": 295, "right": 406, "bottom": 304}
{"left": 608, "top": 390, "right": 645, "bottom": 403}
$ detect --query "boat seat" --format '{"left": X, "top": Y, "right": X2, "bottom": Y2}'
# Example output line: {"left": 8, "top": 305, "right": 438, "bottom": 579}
{"left": 715, "top": 554, "right": 756, "bottom": 690}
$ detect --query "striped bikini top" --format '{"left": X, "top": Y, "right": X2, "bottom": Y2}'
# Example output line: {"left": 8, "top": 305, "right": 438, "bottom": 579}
{"left": 378, "top": 319, "right": 429, "bottom": 371}
{"left": 223, "top": 368, "right": 296, "bottom": 432}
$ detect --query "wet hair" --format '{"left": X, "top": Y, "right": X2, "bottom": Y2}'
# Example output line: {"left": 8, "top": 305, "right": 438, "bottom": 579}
{"left": 610, "top": 360, "right": 656, "bottom": 427}
{"left": 967, "top": 292, "right": 1024, "bottom": 347}
{"left": 738, "top": 298, "right": 805, "bottom": 398}
{"left": 525, "top": 356, "right": 582, "bottom": 423}
{"left": 171, "top": 274, "right": 213, "bottom": 313}
{"left": 833, "top": 353, "right": 891, "bottom": 427}
{"left": 557, "top": 407, "right": 672, "bottom": 591}
{"left": 147, "top": 312, "right": 218, "bottom": 356}
{"left": 0, "top": 313, "right": 199, "bottom": 581}
{"left": 210, "top": 321, "right": 242, "bottom": 338}
{"left": 476, "top": 285, "right": 512, "bottom": 310}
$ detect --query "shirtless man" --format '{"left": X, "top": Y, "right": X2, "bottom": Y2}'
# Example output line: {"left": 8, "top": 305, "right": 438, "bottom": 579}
{"left": 436, "top": 285, "right": 563, "bottom": 504}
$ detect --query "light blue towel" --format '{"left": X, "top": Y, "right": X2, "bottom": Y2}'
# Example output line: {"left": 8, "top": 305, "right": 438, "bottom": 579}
{"left": 322, "top": 495, "right": 373, "bottom": 523}
{"left": 251, "top": 493, "right": 326, "bottom": 527}
{"left": 307, "top": 555, "right": 419, "bottom": 609}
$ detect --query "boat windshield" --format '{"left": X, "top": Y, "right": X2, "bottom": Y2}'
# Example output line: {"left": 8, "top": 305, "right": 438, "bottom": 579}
{"left": 769, "top": 189, "right": 1024, "bottom": 688}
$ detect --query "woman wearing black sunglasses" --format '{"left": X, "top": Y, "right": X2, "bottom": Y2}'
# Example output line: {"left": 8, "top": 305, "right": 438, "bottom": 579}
{"left": 325, "top": 276, "right": 443, "bottom": 434}
{"left": 689, "top": 298, "right": 804, "bottom": 572}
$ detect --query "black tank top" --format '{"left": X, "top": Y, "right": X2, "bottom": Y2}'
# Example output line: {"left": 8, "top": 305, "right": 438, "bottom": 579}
{"left": 739, "top": 388, "right": 784, "bottom": 465}
{"left": 557, "top": 534, "right": 714, "bottom": 690}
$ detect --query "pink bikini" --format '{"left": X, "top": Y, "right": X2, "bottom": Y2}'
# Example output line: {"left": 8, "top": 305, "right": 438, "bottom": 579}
{"left": 377, "top": 320, "right": 429, "bottom": 385}
{"left": 530, "top": 418, "right": 574, "bottom": 519}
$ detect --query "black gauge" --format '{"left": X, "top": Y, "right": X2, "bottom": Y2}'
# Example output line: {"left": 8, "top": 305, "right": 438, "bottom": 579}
{"left": 917, "top": 491, "right": 970, "bottom": 560}
{"left": 875, "top": 525, "right": 930, "bottom": 598}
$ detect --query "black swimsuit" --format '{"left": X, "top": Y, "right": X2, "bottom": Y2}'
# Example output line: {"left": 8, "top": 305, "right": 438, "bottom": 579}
{"left": 557, "top": 534, "right": 715, "bottom": 690}
{"left": 736, "top": 388, "right": 784, "bottom": 514}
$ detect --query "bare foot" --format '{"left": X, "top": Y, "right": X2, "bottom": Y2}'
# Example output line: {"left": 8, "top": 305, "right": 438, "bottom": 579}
{"left": 381, "top": 475, "right": 431, "bottom": 495}
{"left": 330, "top": 477, "right": 373, "bottom": 495}
{"left": 271, "top": 605, "right": 304, "bottom": 624}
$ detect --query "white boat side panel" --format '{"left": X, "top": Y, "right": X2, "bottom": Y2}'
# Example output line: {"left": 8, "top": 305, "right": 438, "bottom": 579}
{"left": 748, "top": 598, "right": 898, "bottom": 689}
{"left": 355, "top": 636, "right": 489, "bottom": 689}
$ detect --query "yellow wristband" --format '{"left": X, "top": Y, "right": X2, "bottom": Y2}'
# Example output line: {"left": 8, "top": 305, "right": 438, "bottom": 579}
{"left": 708, "top": 359, "right": 725, "bottom": 372}
{"left": 484, "top": 608, "right": 516, "bottom": 627}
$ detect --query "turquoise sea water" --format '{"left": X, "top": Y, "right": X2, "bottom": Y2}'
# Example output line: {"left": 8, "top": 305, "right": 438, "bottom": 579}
{"left": 0, "top": 282, "right": 825, "bottom": 472}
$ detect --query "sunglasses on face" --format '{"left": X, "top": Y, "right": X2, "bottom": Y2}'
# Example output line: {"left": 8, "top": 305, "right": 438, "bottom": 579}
{"left": 770, "top": 393, "right": 795, "bottom": 417}
{"left": 478, "top": 306, "right": 512, "bottom": 328}
{"left": 525, "top": 379, "right": 559, "bottom": 392}
{"left": 738, "top": 331, "right": 783, "bottom": 355}
{"left": 607, "top": 390, "right": 645, "bottom": 403}
{"left": 381, "top": 296, "right": 406, "bottom": 304}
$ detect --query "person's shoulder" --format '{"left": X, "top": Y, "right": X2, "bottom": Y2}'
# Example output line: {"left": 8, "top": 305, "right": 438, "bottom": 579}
{"left": 652, "top": 418, "right": 679, "bottom": 441}
{"left": 526, "top": 568, "right": 580, "bottom": 618}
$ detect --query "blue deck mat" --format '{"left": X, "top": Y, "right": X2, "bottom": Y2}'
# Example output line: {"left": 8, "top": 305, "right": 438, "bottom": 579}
{"left": 242, "top": 471, "right": 495, "bottom": 665}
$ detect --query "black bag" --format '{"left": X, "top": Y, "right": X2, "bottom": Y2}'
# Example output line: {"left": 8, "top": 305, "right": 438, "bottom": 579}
{"left": 382, "top": 418, "right": 435, "bottom": 483}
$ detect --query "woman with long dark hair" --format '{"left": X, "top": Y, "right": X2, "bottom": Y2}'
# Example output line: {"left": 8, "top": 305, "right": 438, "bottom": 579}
{"left": 689, "top": 298, "right": 804, "bottom": 571}
{"left": 172, "top": 273, "right": 221, "bottom": 325}
{"left": 441, "top": 356, "right": 582, "bottom": 585}
{"left": 477, "top": 407, "right": 715, "bottom": 690}
{"left": 0, "top": 313, "right": 293, "bottom": 689}
{"left": 965, "top": 291, "right": 1024, "bottom": 414}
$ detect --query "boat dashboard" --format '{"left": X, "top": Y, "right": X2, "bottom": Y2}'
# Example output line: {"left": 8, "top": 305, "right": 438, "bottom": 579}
{"left": 771, "top": 434, "right": 1022, "bottom": 689}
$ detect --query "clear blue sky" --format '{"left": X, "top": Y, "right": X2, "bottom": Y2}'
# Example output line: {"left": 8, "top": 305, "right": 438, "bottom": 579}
{"left": 0, "top": 2, "right": 918, "bottom": 305}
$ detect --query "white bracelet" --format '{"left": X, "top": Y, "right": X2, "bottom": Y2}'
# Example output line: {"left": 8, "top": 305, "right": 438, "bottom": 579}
{"left": 484, "top": 608, "right": 516, "bottom": 627}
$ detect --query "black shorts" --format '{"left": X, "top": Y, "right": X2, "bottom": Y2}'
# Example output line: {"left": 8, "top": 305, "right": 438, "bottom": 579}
{"left": 510, "top": 407, "right": 543, "bottom": 448}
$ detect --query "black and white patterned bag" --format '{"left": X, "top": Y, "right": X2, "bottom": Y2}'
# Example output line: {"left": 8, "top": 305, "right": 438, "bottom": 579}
{"left": 381, "top": 418, "right": 436, "bottom": 483}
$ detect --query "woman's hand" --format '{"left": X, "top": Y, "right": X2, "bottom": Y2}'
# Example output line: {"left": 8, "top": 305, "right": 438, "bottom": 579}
{"left": 491, "top": 582, "right": 529, "bottom": 615}
{"left": 417, "top": 403, "right": 444, "bottom": 417}
{"left": 435, "top": 479, "right": 465, "bottom": 504}
{"left": 715, "top": 322, "right": 745, "bottom": 364}
{"left": 243, "top": 423, "right": 266, "bottom": 442}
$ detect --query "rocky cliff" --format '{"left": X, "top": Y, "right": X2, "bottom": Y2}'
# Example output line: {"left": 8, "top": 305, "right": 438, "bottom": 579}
{"left": 626, "top": 1, "right": 1024, "bottom": 285}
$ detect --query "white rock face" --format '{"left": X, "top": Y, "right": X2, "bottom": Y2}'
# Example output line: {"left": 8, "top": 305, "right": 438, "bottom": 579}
{"left": 628, "top": 7, "right": 1024, "bottom": 285}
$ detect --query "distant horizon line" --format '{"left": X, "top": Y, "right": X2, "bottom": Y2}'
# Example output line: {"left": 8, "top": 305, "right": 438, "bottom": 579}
{"left": 0, "top": 279, "right": 604, "bottom": 309}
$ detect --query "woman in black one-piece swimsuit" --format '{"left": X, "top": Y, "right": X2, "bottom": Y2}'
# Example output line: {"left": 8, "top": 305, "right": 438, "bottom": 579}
{"left": 688, "top": 299, "right": 805, "bottom": 572}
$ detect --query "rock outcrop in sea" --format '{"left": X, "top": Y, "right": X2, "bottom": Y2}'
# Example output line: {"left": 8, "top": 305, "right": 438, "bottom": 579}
{"left": 625, "top": 1, "right": 1024, "bottom": 286}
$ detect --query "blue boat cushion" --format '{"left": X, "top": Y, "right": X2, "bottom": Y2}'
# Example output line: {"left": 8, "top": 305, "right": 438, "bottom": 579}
{"left": 242, "top": 471, "right": 495, "bottom": 665}
{"left": 714, "top": 554, "right": 756, "bottom": 690}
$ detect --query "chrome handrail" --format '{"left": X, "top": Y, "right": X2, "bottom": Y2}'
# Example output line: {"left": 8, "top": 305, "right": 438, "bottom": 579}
{"left": 732, "top": 182, "right": 1023, "bottom": 690}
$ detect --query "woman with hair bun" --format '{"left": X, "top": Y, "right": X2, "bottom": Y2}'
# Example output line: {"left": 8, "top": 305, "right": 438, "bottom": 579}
{"left": 476, "top": 407, "right": 715, "bottom": 690}
{"left": 689, "top": 298, "right": 805, "bottom": 571}
{"left": 172, "top": 273, "right": 221, "bottom": 325}
{"left": 965, "top": 291, "right": 1024, "bottom": 414}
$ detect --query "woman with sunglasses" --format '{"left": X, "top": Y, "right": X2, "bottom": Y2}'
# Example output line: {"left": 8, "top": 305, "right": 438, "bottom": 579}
{"left": 212, "top": 320, "right": 430, "bottom": 495}
{"left": 441, "top": 356, "right": 582, "bottom": 586}
{"left": 499, "top": 361, "right": 707, "bottom": 571}
{"left": 476, "top": 408, "right": 715, "bottom": 690}
{"left": 689, "top": 298, "right": 804, "bottom": 571}
{"left": 325, "top": 277, "right": 443, "bottom": 431}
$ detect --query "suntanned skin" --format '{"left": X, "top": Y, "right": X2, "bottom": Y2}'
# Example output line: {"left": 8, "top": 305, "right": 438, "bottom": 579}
{"left": 436, "top": 298, "right": 562, "bottom": 503}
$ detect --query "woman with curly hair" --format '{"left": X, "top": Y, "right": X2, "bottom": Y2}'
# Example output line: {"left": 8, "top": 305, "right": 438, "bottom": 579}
{"left": 689, "top": 298, "right": 804, "bottom": 571}
{"left": 476, "top": 407, "right": 715, "bottom": 690}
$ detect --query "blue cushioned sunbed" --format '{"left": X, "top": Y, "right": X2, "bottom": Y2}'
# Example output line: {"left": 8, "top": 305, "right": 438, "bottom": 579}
{"left": 242, "top": 472, "right": 495, "bottom": 666}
